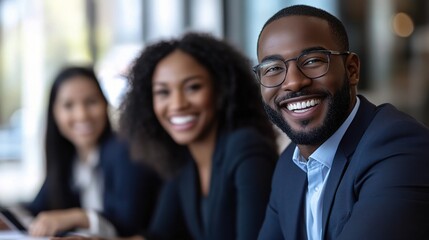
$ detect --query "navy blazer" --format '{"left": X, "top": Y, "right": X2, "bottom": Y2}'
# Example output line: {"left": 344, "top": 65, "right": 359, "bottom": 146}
{"left": 146, "top": 128, "right": 278, "bottom": 240}
{"left": 26, "top": 133, "right": 161, "bottom": 236}
{"left": 258, "top": 95, "right": 429, "bottom": 240}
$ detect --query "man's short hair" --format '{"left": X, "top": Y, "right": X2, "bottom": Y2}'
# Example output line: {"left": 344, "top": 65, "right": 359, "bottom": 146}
{"left": 258, "top": 5, "right": 349, "bottom": 51}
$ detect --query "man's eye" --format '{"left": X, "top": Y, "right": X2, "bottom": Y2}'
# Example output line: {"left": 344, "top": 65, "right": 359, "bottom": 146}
{"left": 300, "top": 53, "right": 328, "bottom": 68}
{"left": 302, "top": 57, "right": 324, "bottom": 65}
{"left": 262, "top": 64, "right": 285, "bottom": 77}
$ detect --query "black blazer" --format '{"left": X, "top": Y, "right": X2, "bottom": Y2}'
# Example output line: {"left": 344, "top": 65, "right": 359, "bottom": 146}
{"left": 26, "top": 134, "right": 161, "bottom": 236}
{"left": 258, "top": 95, "right": 429, "bottom": 240}
{"left": 146, "top": 128, "right": 278, "bottom": 240}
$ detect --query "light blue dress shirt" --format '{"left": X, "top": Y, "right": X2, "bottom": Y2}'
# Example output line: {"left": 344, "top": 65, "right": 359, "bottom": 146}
{"left": 292, "top": 97, "right": 360, "bottom": 240}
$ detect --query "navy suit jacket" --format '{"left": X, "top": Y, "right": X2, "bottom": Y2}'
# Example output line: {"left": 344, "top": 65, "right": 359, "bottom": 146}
{"left": 259, "top": 95, "right": 429, "bottom": 240}
{"left": 26, "top": 133, "right": 161, "bottom": 236}
{"left": 146, "top": 128, "right": 278, "bottom": 240}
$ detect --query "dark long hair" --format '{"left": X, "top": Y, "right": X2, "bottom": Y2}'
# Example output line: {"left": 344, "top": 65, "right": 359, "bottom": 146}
{"left": 120, "top": 32, "right": 277, "bottom": 178}
{"left": 44, "top": 66, "right": 112, "bottom": 209}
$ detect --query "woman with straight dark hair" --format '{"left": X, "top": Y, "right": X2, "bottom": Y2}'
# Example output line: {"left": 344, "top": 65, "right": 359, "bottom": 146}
{"left": 22, "top": 66, "right": 161, "bottom": 238}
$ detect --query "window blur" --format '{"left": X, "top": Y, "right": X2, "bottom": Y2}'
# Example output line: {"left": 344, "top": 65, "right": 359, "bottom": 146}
{"left": 0, "top": 0, "right": 428, "bottom": 204}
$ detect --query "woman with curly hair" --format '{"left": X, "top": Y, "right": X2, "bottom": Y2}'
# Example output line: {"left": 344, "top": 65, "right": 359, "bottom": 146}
{"left": 119, "top": 32, "right": 278, "bottom": 240}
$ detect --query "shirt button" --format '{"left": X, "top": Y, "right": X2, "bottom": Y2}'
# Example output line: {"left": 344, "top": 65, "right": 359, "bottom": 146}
{"left": 315, "top": 187, "right": 320, "bottom": 192}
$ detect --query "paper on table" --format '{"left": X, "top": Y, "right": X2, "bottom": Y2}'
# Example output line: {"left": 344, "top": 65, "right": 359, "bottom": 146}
{"left": 0, "top": 230, "right": 48, "bottom": 240}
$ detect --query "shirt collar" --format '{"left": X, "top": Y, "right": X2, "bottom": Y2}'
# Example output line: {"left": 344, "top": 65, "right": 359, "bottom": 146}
{"left": 293, "top": 97, "right": 360, "bottom": 171}
{"left": 86, "top": 148, "right": 100, "bottom": 168}
{"left": 73, "top": 147, "right": 100, "bottom": 189}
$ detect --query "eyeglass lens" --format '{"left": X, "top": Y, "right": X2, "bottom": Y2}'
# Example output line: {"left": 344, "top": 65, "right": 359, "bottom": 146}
{"left": 257, "top": 51, "right": 331, "bottom": 87}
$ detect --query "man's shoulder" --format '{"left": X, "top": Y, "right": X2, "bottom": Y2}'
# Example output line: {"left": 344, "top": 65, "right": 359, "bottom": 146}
{"left": 369, "top": 102, "right": 429, "bottom": 138}
{"left": 351, "top": 96, "right": 429, "bottom": 148}
{"left": 350, "top": 100, "right": 429, "bottom": 171}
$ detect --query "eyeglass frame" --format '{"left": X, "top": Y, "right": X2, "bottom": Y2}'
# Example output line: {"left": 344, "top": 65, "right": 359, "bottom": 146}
{"left": 253, "top": 49, "right": 351, "bottom": 88}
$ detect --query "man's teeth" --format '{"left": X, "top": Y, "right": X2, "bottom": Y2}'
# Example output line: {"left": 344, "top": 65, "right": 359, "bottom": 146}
{"left": 170, "top": 116, "right": 195, "bottom": 125}
{"left": 287, "top": 99, "right": 321, "bottom": 111}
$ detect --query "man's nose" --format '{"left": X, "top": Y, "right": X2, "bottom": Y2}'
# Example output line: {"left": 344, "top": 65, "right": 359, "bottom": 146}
{"left": 280, "top": 62, "right": 312, "bottom": 92}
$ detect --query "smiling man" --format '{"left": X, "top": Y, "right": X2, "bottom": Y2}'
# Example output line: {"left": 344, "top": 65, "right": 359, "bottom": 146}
{"left": 256, "top": 5, "right": 429, "bottom": 240}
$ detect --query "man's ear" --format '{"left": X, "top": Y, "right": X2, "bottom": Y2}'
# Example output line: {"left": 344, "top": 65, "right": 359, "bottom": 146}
{"left": 346, "top": 53, "right": 360, "bottom": 86}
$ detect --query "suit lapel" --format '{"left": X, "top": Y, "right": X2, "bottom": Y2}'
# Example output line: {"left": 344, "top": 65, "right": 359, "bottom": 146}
{"left": 321, "top": 95, "right": 377, "bottom": 238}
{"left": 287, "top": 170, "right": 308, "bottom": 239}
{"left": 321, "top": 150, "right": 349, "bottom": 234}
{"left": 281, "top": 145, "right": 308, "bottom": 239}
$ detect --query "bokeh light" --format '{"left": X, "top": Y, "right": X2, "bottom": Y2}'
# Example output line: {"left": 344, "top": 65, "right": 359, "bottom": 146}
{"left": 392, "top": 12, "right": 414, "bottom": 37}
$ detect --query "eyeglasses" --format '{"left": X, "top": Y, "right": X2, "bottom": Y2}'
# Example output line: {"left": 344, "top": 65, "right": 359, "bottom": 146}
{"left": 253, "top": 50, "right": 350, "bottom": 88}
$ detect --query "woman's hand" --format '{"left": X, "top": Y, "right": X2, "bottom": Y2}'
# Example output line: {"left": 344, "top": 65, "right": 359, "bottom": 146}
{"left": 29, "top": 208, "right": 89, "bottom": 237}
{"left": 0, "top": 218, "right": 10, "bottom": 230}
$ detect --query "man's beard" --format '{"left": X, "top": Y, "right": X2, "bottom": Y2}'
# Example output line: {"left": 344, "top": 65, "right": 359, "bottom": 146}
{"left": 264, "top": 77, "right": 351, "bottom": 146}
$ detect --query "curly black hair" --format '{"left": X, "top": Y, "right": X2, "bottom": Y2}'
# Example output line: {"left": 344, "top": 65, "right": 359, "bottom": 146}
{"left": 120, "top": 32, "right": 277, "bottom": 178}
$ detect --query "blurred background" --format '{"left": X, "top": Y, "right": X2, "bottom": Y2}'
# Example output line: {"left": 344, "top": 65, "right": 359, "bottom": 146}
{"left": 0, "top": 0, "right": 428, "bottom": 205}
